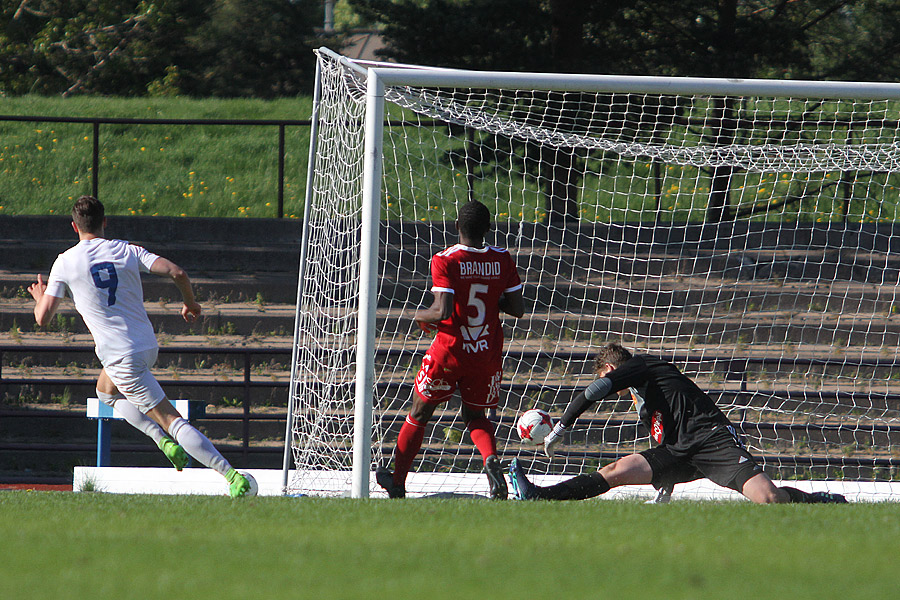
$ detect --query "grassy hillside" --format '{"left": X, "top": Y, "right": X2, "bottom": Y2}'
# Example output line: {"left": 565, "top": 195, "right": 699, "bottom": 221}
{"left": 0, "top": 95, "right": 313, "bottom": 219}
{"left": 3, "top": 94, "right": 900, "bottom": 224}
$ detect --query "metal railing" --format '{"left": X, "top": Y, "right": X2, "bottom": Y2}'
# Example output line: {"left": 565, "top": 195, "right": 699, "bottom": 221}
{"left": 0, "top": 114, "right": 311, "bottom": 219}
{"left": 5, "top": 344, "right": 900, "bottom": 473}
{"left": 0, "top": 344, "right": 291, "bottom": 461}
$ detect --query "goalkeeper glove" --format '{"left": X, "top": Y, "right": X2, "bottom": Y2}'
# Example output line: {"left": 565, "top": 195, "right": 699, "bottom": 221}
{"left": 543, "top": 422, "right": 568, "bottom": 458}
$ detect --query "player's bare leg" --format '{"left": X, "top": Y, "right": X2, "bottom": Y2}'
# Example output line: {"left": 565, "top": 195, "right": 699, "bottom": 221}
{"left": 742, "top": 473, "right": 847, "bottom": 504}
{"left": 599, "top": 453, "right": 654, "bottom": 487}
{"left": 741, "top": 473, "right": 788, "bottom": 503}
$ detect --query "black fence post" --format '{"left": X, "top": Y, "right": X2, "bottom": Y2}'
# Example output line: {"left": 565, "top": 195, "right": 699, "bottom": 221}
{"left": 277, "top": 124, "right": 286, "bottom": 219}
{"left": 92, "top": 121, "right": 100, "bottom": 199}
{"left": 243, "top": 351, "right": 252, "bottom": 460}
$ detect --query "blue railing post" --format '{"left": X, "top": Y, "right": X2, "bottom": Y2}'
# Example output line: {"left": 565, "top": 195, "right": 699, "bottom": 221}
{"left": 96, "top": 418, "right": 111, "bottom": 467}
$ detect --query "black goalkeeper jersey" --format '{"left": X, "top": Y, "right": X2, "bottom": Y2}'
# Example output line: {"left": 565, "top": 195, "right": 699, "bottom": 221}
{"left": 604, "top": 355, "right": 734, "bottom": 457}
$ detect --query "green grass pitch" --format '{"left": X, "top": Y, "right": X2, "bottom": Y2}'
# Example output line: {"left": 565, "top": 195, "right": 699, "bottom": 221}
{"left": 1, "top": 492, "right": 897, "bottom": 599}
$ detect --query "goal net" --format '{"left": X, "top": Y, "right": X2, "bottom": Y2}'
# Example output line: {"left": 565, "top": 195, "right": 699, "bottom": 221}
{"left": 284, "top": 47, "right": 900, "bottom": 501}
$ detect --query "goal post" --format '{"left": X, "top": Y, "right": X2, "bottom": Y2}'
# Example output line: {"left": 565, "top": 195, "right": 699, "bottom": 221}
{"left": 284, "top": 47, "right": 900, "bottom": 500}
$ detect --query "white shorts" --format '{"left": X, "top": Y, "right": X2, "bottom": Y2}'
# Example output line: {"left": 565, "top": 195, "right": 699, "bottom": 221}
{"left": 102, "top": 348, "right": 166, "bottom": 413}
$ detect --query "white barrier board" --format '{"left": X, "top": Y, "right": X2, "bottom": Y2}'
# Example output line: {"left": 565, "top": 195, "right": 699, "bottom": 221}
{"left": 73, "top": 467, "right": 900, "bottom": 501}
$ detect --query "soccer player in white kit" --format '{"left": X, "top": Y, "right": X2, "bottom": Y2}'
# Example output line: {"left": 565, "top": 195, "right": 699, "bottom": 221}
{"left": 28, "top": 196, "right": 252, "bottom": 497}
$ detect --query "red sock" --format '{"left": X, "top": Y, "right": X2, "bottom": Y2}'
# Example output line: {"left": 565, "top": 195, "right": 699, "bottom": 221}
{"left": 466, "top": 415, "right": 497, "bottom": 464}
{"left": 393, "top": 414, "right": 426, "bottom": 486}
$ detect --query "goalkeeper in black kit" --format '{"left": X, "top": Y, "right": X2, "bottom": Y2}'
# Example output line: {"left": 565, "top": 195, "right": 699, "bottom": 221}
{"left": 509, "top": 342, "right": 847, "bottom": 504}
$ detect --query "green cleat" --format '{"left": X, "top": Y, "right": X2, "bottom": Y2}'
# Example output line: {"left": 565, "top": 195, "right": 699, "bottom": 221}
{"left": 158, "top": 437, "right": 189, "bottom": 471}
{"left": 226, "top": 468, "right": 252, "bottom": 498}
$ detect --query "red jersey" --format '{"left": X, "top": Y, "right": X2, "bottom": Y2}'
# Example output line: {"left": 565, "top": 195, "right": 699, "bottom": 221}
{"left": 428, "top": 243, "right": 523, "bottom": 365}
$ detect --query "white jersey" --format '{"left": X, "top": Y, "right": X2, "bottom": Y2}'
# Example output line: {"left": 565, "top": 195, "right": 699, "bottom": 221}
{"left": 45, "top": 238, "right": 160, "bottom": 364}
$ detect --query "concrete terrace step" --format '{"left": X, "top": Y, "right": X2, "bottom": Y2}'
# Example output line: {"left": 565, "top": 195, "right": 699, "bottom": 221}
{"left": 0, "top": 270, "right": 299, "bottom": 304}
{"left": 0, "top": 298, "right": 297, "bottom": 336}
{"left": 6, "top": 289, "right": 900, "bottom": 352}
{"left": 0, "top": 214, "right": 303, "bottom": 273}
{"left": 0, "top": 239, "right": 302, "bottom": 274}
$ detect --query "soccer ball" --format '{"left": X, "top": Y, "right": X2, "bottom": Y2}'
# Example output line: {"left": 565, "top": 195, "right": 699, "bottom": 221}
{"left": 516, "top": 409, "right": 552, "bottom": 444}
{"left": 240, "top": 470, "right": 259, "bottom": 497}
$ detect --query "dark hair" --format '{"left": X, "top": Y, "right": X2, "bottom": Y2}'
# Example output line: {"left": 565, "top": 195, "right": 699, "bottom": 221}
{"left": 72, "top": 195, "right": 105, "bottom": 233}
{"left": 456, "top": 200, "right": 491, "bottom": 239}
{"left": 594, "top": 342, "right": 633, "bottom": 372}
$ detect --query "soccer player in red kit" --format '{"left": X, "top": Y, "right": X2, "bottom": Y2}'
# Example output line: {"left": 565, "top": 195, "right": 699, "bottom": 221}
{"left": 377, "top": 200, "right": 525, "bottom": 499}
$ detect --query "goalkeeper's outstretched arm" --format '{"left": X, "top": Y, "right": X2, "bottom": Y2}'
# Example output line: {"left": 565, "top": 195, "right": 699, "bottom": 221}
{"left": 543, "top": 377, "right": 614, "bottom": 457}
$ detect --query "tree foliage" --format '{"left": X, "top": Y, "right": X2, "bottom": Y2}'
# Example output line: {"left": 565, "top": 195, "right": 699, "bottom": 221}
{"left": 352, "top": 0, "right": 900, "bottom": 223}
{"left": 180, "top": 0, "right": 330, "bottom": 97}
{"left": 0, "top": 0, "right": 328, "bottom": 97}
{"left": 352, "top": 0, "right": 900, "bottom": 81}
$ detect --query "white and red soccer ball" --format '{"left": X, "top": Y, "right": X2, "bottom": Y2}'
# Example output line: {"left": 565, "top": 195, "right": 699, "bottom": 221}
{"left": 239, "top": 470, "right": 259, "bottom": 497}
{"left": 516, "top": 409, "right": 552, "bottom": 444}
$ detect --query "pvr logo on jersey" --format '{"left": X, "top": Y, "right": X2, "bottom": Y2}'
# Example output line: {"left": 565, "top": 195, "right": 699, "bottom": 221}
{"left": 461, "top": 323, "right": 489, "bottom": 353}
{"left": 463, "top": 339, "right": 489, "bottom": 353}
{"left": 651, "top": 410, "right": 664, "bottom": 444}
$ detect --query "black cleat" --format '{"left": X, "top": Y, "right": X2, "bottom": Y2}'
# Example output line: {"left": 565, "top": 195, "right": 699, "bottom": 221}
{"left": 375, "top": 467, "right": 406, "bottom": 499}
{"left": 808, "top": 491, "right": 847, "bottom": 504}
{"left": 484, "top": 455, "right": 508, "bottom": 500}
{"left": 508, "top": 458, "right": 539, "bottom": 500}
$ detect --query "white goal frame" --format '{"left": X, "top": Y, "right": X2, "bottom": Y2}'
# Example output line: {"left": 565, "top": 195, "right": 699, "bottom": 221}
{"left": 284, "top": 47, "right": 900, "bottom": 499}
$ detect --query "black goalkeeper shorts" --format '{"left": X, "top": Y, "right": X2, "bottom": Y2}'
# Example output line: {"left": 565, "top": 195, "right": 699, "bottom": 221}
{"left": 640, "top": 428, "right": 764, "bottom": 493}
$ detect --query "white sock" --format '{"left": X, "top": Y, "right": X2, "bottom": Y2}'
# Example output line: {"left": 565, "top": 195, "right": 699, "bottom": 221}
{"left": 96, "top": 390, "right": 167, "bottom": 445}
{"left": 168, "top": 417, "right": 232, "bottom": 476}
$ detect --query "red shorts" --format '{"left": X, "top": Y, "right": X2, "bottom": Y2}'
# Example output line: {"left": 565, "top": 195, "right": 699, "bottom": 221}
{"left": 413, "top": 349, "right": 502, "bottom": 409}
